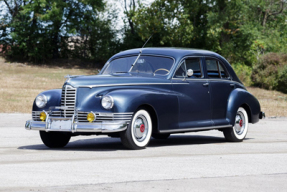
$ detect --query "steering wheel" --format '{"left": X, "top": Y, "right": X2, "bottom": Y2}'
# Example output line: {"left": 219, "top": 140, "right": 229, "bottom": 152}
{"left": 153, "top": 68, "right": 170, "bottom": 75}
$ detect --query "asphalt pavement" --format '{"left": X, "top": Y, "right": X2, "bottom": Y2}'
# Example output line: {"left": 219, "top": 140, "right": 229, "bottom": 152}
{"left": 0, "top": 113, "right": 287, "bottom": 192}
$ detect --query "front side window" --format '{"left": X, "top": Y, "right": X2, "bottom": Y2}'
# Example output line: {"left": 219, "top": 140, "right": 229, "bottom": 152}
{"left": 174, "top": 58, "right": 202, "bottom": 78}
{"left": 102, "top": 55, "right": 174, "bottom": 76}
{"left": 206, "top": 59, "right": 229, "bottom": 79}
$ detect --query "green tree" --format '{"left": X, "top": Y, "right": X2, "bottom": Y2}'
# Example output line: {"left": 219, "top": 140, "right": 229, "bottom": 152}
{"left": 0, "top": 0, "right": 118, "bottom": 62}
{"left": 130, "top": 0, "right": 287, "bottom": 66}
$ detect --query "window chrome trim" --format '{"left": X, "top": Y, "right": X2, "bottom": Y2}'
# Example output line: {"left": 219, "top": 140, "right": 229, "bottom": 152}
{"left": 101, "top": 54, "right": 176, "bottom": 76}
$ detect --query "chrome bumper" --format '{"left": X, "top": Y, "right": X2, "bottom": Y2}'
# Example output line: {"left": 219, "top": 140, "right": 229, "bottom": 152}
{"left": 25, "top": 118, "right": 129, "bottom": 133}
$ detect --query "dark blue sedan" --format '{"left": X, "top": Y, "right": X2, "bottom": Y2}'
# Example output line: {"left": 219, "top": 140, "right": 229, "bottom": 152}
{"left": 25, "top": 48, "right": 264, "bottom": 149}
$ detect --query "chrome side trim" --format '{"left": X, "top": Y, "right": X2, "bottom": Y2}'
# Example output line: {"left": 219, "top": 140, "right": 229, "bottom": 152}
{"left": 76, "top": 111, "right": 133, "bottom": 123}
{"left": 159, "top": 125, "right": 232, "bottom": 134}
{"left": 171, "top": 78, "right": 244, "bottom": 87}
{"left": 79, "top": 83, "right": 187, "bottom": 88}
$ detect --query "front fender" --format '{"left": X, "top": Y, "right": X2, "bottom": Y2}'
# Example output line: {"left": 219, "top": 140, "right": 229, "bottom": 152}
{"left": 75, "top": 87, "right": 178, "bottom": 131}
{"left": 108, "top": 88, "right": 179, "bottom": 131}
{"left": 32, "top": 89, "right": 62, "bottom": 111}
{"left": 227, "top": 88, "right": 261, "bottom": 125}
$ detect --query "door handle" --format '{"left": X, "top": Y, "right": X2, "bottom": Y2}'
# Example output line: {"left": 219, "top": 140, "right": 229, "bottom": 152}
{"left": 230, "top": 84, "right": 235, "bottom": 87}
{"left": 203, "top": 83, "right": 209, "bottom": 87}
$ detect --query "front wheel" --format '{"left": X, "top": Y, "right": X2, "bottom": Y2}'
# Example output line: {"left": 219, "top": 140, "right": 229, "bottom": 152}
{"left": 120, "top": 109, "right": 152, "bottom": 150}
{"left": 223, "top": 107, "right": 249, "bottom": 142}
{"left": 39, "top": 131, "right": 71, "bottom": 148}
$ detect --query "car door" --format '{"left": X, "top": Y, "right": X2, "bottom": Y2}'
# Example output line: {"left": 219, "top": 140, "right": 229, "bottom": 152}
{"left": 172, "top": 57, "right": 213, "bottom": 129}
{"left": 204, "top": 57, "right": 235, "bottom": 126}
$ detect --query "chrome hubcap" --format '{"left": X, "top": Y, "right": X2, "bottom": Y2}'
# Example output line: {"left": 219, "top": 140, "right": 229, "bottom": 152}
{"left": 133, "top": 115, "right": 148, "bottom": 142}
{"left": 234, "top": 112, "right": 245, "bottom": 135}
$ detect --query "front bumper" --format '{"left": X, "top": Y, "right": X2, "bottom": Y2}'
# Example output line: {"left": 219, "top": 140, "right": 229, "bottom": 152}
{"left": 25, "top": 117, "right": 129, "bottom": 133}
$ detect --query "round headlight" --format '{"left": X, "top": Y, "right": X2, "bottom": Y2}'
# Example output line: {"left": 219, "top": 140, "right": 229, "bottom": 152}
{"left": 35, "top": 94, "right": 47, "bottom": 108}
{"left": 101, "top": 95, "right": 114, "bottom": 109}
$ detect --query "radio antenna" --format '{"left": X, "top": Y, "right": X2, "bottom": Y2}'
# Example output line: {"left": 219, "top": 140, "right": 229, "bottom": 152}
{"left": 128, "top": 35, "right": 153, "bottom": 72}
{"left": 142, "top": 34, "right": 153, "bottom": 49}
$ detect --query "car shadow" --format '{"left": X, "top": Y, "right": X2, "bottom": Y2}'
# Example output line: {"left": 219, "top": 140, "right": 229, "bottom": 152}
{"left": 17, "top": 134, "right": 237, "bottom": 152}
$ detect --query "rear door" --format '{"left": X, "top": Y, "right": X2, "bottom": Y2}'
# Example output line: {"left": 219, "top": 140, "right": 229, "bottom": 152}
{"left": 204, "top": 57, "right": 235, "bottom": 126}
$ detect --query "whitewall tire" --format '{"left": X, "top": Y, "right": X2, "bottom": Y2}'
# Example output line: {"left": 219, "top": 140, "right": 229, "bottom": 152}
{"left": 223, "top": 107, "right": 249, "bottom": 142}
{"left": 120, "top": 109, "right": 152, "bottom": 149}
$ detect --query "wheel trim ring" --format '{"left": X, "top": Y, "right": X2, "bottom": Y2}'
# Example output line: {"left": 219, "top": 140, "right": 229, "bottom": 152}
{"left": 234, "top": 111, "right": 245, "bottom": 135}
{"left": 133, "top": 115, "right": 148, "bottom": 142}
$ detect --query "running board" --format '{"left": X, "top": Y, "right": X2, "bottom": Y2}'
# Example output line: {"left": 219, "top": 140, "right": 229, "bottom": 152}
{"left": 159, "top": 125, "right": 232, "bottom": 134}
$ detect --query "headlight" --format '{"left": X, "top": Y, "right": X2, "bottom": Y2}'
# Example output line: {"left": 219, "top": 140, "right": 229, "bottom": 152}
{"left": 101, "top": 95, "right": 114, "bottom": 109}
{"left": 35, "top": 94, "right": 47, "bottom": 108}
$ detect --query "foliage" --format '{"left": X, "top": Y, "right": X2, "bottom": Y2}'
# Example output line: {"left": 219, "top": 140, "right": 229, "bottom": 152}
{"left": 252, "top": 53, "right": 287, "bottom": 93}
{"left": 132, "top": 0, "right": 194, "bottom": 47}
{"left": 232, "top": 63, "right": 252, "bottom": 86}
{"left": 130, "top": 0, "right": 287, "bottom": 66}
{"left": 1, "top": 0, "right": 287, "bottom": 93}
{"left": 0, "top": 0, "right": 118, "bottom": 62}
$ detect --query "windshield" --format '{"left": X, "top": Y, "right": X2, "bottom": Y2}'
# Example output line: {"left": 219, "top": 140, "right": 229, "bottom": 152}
{"left": 102, "top": 56, "right": 174, "bottom": 76}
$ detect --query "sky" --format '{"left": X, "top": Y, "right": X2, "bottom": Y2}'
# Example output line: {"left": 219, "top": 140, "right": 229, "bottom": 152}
{"left": 109, "top": 0, "right": 154, "bottom": 30}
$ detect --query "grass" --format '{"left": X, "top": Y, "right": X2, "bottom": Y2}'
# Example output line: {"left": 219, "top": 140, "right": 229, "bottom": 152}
{"left": 0, "top": 57, "right": 95, "bottom": 113}
{"left": 247, "top": 87, "right": 287, "bottom": 117}
{"left": 0, "top": 57, "right": 286, "bottom": 117}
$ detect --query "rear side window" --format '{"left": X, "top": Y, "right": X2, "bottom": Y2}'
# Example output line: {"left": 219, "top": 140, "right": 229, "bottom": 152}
{"left": 206, "top": 59, "right": 229, "bottom": 79}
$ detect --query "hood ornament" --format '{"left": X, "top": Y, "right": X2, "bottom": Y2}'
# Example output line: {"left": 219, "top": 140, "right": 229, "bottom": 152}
{"left": 65, "top": 74, "right": 80, "bottom": 83}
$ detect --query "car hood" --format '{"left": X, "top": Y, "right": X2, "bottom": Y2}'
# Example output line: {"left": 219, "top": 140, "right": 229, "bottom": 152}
{"left": 65, "top": 75, "right": 171, "bottom": 88}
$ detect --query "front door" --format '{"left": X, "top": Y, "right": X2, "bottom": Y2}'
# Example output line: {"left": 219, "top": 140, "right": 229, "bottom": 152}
{"left": 172, "top": 57, "right": 212, "bottom": 129}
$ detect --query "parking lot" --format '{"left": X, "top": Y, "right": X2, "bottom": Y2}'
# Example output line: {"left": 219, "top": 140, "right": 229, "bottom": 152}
{"left": 0, "top": 113, "right": 286, "bottom": 192}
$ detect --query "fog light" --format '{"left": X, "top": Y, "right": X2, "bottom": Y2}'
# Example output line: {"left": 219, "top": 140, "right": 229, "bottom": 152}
{"left": 87, "top": 112, "right": 95, "bottom": 123}
{"left": 39, "top": 112, "right": 47, "bottom": 122}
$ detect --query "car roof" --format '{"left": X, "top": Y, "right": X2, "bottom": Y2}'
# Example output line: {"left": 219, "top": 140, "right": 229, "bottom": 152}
{"left": 107, "top": 47, "right": 242, "bottom": 84}
{"left": 111, "top": 47, "right": 221, "bottom": 60}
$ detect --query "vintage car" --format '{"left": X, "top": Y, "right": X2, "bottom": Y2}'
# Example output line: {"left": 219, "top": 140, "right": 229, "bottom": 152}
{"left": 25, "top": 48, "right": 264, "bottom": 149}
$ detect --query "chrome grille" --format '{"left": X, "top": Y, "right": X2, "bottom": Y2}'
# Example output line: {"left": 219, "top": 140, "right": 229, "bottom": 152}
{"left": 32, "top": 111, "right": 41, "bottom": 121}
{"left": 61, "top": 85, "right": 77, "bottom": 118}
{"left": 76, "top": 112, "right": 133, "bottom": 123}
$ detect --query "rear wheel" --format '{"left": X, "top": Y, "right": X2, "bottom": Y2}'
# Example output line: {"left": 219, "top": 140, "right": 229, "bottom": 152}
{"left": 120, "top": 109, "right": 152, "bottom": 150}
{"left": 223, "top": 107, "right": 249, "bottom": 142}
{"left": 39, "top": 131, "right": 71, "bottom": 148}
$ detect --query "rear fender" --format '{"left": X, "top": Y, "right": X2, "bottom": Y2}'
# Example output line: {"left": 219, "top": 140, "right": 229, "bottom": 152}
{"left": 227, "top": 88, "right": 261, "bottom": 125}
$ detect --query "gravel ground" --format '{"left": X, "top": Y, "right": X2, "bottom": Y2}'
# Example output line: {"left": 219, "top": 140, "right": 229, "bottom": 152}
{"left": 0, "top": 113, "right": 286, "bottom": 192}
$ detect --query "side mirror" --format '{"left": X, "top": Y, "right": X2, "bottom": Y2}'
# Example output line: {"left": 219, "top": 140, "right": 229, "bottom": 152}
{"left": 187, "top": 69, "right": 193, "bottom": 77}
